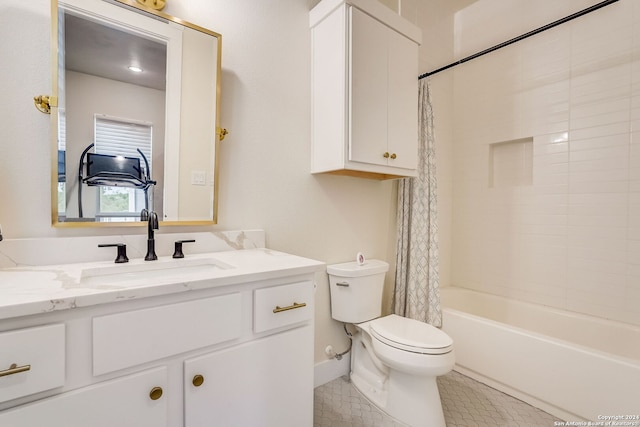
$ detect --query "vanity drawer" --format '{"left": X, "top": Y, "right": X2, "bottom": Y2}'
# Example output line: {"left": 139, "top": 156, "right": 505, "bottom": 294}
{"left": 93, "top": 293, "right": 242, "bottom": 376}
{"left": 0, "top": 324, "right": 65, "bottom": 403}
{"left": 254, "top": 281, "right": 314, "bottom": 333}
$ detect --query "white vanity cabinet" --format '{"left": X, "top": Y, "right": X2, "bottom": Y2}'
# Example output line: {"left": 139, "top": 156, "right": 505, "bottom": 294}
{"left": 0, "top": 261, "right": 319, "bottom": 427}
{"left": 185, "top": 279, "right": 314, "bottom": 427}
{"left": 185, "top": 325, "right": 313, "bottom": 427}
{"left": 310, "top": 0, "right": 421, "bottom": 179}
{"left": 0, "top": 324, "right": 65, "bottom": 403}
{"left": 0, "top": 367, "right": 169, "bottom": 427}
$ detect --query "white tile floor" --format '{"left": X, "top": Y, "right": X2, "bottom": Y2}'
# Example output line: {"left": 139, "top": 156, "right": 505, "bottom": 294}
{"left": 314, "top": 371, "right": 562, "bottom": 427}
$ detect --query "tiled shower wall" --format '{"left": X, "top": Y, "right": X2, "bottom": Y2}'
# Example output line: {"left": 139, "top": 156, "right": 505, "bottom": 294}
{"left": 450, "top": 0, "right": 640, "bottom": 326}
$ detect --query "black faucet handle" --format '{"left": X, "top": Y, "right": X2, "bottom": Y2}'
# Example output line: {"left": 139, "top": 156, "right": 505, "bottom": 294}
{"left": 173, "top": 239, "right": 196, "bottom": 259}
{"left": 98, "top": 243, "right": 129, "bottom": 263}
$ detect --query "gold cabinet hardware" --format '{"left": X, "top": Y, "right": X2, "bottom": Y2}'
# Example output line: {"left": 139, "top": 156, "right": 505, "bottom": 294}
{"left": 149, "top": 386, "right": 163, "bottom": 401}
{"left": 390, "top": 153, "right": 397, "bottom": 159}
{"left": 192, "top": 374, "right": 204, "bottom": 387}
{"left": 273, "top": 302, "right": 307, "bottom": 314}
{"left": 383, "top": 152, "right": 390, "bottom": 158}
{"left": 0, "top": 363, "right": 31, "bottom": 378}
{"left": 217, "top": 127, "right": 229, "bottom": 141}
{"left": 135, "top": 0, "right": 166, "bottom": 10}
{"left": 33, "top": 95, "right": 57, "bottom": 114}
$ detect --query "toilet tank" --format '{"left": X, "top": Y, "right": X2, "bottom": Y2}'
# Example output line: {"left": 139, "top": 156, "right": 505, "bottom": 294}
{"left": 327, "top": 259, "right": 389, "bottom": 323}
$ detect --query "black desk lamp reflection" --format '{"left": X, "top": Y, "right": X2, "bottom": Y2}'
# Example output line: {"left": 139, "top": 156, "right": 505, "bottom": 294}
{"left": 77, "top": 143, "right": 156, "bottom": 220}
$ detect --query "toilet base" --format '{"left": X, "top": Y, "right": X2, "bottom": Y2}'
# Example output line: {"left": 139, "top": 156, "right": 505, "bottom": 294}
{"left": 386, "top": 370, "right": 446, "bottom": 427}
{"left": 350, "top": 326, "right": 449, "bottom": 427}
{"left": 351, "top": 369, "right": 446, "bottom": 427}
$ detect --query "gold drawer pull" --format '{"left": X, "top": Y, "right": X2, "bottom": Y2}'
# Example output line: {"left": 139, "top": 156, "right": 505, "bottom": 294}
{"left": 149, "top": 386, "right": 163, "bottom": 401}
{"left": 383, "top": 152, "right": 390, "bottom": 158}
{"left": 0, "top": 363, "right": 31, "bottom": 378}
{"left": 273, "top": 302, "right": 307, "bottom": 314}
{"left": 390, "top": 153, "right": 397, "bottom": 159}
{"left": 192, "top": 374, "right": 204, "bottom": 387}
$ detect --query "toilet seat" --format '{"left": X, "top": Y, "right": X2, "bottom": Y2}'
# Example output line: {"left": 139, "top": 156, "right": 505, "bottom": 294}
{"left": 370, "top": 314, "right": 452, "bottom": 355}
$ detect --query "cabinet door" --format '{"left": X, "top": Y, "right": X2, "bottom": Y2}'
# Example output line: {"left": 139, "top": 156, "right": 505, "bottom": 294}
{"left": 185, "top": 325, "right": 313, "bottom": 427}
{"left": 0, "top": 324, "right": 65, "bottom": 404}
{"left": 349, "top": 6, "right": 388, "bottom": 167}
{"left": 387, "top": 28, "right": 418, "bottom": 171}
{"left": 0, "top": 367, "right": 168, "bottom": 427}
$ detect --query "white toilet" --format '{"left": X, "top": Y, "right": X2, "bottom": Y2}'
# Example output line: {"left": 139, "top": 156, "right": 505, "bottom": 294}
{"left": 327, "top": 259, "right": 454, "bottom": 427}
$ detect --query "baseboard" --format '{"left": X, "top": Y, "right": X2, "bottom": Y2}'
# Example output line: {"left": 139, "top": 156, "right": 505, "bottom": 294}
{"left": 314, "top": 356, "right": 350, "bottom": 388}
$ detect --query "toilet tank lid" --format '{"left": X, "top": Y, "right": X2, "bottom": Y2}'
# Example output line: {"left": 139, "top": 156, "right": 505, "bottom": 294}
{"left": 327, "top": 259, "right": 389, "bottom": 277}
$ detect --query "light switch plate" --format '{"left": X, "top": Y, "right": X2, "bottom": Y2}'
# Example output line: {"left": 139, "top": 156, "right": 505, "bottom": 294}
{"left": 191, "top": 171, "right": 206, "bottom": 186}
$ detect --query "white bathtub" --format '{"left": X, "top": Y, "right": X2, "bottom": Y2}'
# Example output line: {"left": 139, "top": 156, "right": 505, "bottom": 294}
{"left": 440, "top": 287, "right": 640, "bottom": 422}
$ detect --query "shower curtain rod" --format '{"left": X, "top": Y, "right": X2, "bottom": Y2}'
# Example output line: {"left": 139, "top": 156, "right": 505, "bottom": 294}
{"left": 418, "top": 0, "right": 619, "bottom": 80}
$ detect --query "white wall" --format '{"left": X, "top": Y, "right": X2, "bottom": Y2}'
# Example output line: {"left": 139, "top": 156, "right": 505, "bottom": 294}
{"left": 414, "top": 0, "right": 461, "bottom": 291}
{"left": 449, "top": 0, "right": 640, "bottom": 326}
{"left": 0, "top": 0, "right": 403, "bottom": 364}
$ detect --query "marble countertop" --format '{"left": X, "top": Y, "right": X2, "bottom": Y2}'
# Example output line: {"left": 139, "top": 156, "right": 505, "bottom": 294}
{"left": 0, "top": 248, "right": 325, "bottom": 321}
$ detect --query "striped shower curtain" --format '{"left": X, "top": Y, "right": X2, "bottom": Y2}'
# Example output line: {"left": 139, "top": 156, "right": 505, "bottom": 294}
{"left": 393, "top": 78, "right": 441, "bottom": 327}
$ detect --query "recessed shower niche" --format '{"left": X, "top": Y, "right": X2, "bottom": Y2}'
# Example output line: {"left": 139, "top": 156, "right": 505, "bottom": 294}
{"left": 489, "top": 137, "right": 533, "bottom": 188}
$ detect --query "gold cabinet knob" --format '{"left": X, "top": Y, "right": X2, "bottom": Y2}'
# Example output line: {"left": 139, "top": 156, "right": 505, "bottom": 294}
{"left": 383, "top": 152, "right": 390, "bottom": 158}
{"left": 192, "top": 374, "right": 205, "bottom": 387}
{"left": 390, "top": 153, "right": 397, "bottom": 159}
{"left": 149, "top": 386, "right": 163, "bottom": 401}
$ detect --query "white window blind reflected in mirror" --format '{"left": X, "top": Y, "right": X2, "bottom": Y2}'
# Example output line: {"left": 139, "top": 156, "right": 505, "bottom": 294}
{"left": 58, "top": 110, "right": 67, "bottom": 216}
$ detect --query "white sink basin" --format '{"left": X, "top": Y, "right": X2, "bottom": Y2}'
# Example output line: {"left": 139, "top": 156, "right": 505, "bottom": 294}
{"left": 80, "top": 257, "right": 234, "bottom": 288}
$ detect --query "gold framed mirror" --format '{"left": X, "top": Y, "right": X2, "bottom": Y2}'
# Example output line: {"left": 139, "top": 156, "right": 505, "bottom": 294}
{"left": 51, "top": 0, "right": 222, "bottom": 227}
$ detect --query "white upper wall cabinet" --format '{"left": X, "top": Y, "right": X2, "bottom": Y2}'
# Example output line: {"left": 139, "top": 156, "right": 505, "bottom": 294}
{"left": 310, "top": 0, "right": 422, "bottom": 179}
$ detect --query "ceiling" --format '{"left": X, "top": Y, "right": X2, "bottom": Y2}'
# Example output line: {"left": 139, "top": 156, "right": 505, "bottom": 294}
{"left": 66, "top": 0, "right": 478, "bottom": 91}
{"left": 64, "top": 12, "right": 167, "bottom": 91}
{"left": 309, "top": 0, "right": 478, "bottom": 13}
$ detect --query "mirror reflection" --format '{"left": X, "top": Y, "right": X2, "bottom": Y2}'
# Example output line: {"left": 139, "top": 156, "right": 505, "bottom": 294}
{"left": 54, "top": 0, "right": 221, "bottom": 226}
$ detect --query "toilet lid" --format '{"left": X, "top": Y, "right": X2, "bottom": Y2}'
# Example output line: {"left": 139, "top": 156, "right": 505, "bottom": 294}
{"left": 370, "top": 315, "right": 453, "bottom": 354}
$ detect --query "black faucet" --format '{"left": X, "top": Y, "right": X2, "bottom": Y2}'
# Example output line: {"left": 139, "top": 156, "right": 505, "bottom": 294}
{"left": 140, "top": 209, "right": 159, "bottom": 261}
